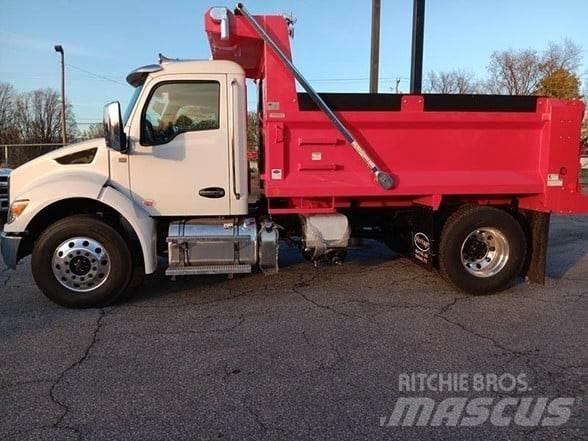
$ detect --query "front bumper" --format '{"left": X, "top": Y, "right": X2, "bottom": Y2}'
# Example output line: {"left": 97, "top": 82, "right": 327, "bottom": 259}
{"left": 1, "top": 232, "right": 22, "bottom": 269}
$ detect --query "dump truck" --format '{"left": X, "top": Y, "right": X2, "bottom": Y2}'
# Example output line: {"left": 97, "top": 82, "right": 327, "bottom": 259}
{"left": 1, "top": 4, "right": 587, "bottom": 308}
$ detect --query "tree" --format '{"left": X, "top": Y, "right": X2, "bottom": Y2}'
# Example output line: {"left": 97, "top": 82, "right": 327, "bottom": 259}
{"left": 536, "top": 68, "right": 581, "bottom": 99}
{"left": 78, "top": 122, "right": 104, "bottom": 141}
{"left": 487, "top": 39, "right": 582, "bottom": 96}
{"left": 536, "top": 40, "right": 582, "bottom": 99}
{"left": 0, "top": 82, "right": 19, "bottom": 144}
{"left": 425, "top": 70, "right": 480, "bottom": 94}
{"left": 487, "top": 49, "right": 541, "bottom": 95}
{"left": 541, "top": 40, "right": 582, "bottom": 77}
{"left": 13, "top": 88, "right": 77, "bottom": 144}
{"left": 247, "top": 111, "right": 259, "bottom": 152}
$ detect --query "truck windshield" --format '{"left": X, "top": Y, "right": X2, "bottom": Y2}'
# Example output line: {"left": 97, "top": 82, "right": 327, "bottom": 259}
{"left": 123, "top": 86, "right": 142, "bottom": 125}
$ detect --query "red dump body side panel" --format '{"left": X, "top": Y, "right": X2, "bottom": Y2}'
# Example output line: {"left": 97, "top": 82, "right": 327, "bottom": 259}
{"left": 205, "top": 9, "right": 588, "bottom": 215}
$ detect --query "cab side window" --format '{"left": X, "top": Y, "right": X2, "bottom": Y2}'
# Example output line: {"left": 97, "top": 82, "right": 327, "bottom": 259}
{"left": 141, "top": 81, "right": 220, "bottom": 145}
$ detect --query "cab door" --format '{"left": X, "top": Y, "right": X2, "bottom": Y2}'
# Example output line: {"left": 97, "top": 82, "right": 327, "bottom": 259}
{"left": 128, "top": 75, "right": 230, "bottom": 216}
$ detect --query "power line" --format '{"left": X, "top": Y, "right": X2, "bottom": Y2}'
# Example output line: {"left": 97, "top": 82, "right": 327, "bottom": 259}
{"left": 309, "top": 76, "right": 409, "bottom": 83}
{"left": 4, "top": 69, "right": 410, "bottom": 85}
{"left": 66, "top": 64, "right": 127, "bottom": 86}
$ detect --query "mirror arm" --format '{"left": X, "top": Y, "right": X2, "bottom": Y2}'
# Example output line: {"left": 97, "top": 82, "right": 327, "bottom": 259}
{"left": 121, "top": 133, "right": 129, "bottom": 154}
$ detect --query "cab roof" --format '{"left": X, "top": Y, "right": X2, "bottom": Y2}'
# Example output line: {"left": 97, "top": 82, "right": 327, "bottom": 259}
{"left": 126, "top": 59, "right": 245, "bottom": 86}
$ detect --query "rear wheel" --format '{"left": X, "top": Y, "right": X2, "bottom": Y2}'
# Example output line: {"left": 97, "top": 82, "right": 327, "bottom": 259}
{"left": 32, "top": 215, "right": 132, "bottom": 308}
{"left": 438, "top": 205, "right": 527, "bottom": 294}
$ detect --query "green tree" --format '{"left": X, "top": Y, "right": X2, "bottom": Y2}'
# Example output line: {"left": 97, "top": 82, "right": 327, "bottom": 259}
{"left": 536, "top": 68, "right": 581, "bottom": 99}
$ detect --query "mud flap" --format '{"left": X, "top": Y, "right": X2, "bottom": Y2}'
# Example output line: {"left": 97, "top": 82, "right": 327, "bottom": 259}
{"left": 409, "top": 206, "right": 435, "bottom": 270}
{"left": 519, "top": 210, "right": 550, "bottom": 284}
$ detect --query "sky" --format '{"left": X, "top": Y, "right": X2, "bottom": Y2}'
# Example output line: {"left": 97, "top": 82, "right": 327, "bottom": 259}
{"left": 1, "top": 0, "right": 587, "bottom": 127}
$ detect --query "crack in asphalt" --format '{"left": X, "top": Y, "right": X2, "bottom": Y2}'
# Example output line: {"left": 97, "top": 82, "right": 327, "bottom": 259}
{"left": 1, "top": 266, "right": 11, "bottom": 288}
{"left": 292, "top": 328, "right": 347, "bottom": 377}
{"left": 291, "top": 280, "right": 363, "bottom": 320}
{"left": 245, "top": 404, "right": 269, "bottom": 439}
{"left": 288, "top": 271, "right": 427, "bottom": 322}
{"left": 435, "top": 299, "right": 520, "bottom": 356}
{"left": 292, "top": 284, "right": 356, "bottom": 319}
{"left": 48, "top": 308, "right": 106, "bottom": 440}
{"left": 431, "top": 299, "right": 561, "bottom": 396}
{"left": 338, "top": 297, "right": 437, "bottom": 314}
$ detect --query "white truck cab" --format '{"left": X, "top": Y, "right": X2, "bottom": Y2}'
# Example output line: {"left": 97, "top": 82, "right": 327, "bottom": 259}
{"left": 120, "top": 59, "right": 249, "bottom": 217}
{"left": 1, "top": 58, "right": 276, "bottom": 308}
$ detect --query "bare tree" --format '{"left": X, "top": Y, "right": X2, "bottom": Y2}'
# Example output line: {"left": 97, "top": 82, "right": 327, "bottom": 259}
{"left": 14, "top": 88, "right": 77, "bottom": 144}
{"left": 487, "top": 49, "right": 541, "bottom": 95}
{"left": 542, "top": 39, "right": 582, "bottom": 76}
{"left": 425, "top": 70, "right": 481, "bottom": 94}
{"left": 78, "top": 122, "right": 104, "bottom": 141}
{"left": 0, "top": 82, "right": 19, "bottom": 144}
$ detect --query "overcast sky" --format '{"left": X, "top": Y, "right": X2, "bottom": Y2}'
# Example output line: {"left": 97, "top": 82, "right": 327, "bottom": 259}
{"left": 1, "top": 0, "right": 587, "bottom": 125}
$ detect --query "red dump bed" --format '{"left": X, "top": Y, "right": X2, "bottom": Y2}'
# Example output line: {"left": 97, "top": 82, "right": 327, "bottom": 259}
{"left": 205, "top": 9, "right": 588, "bottom": 215}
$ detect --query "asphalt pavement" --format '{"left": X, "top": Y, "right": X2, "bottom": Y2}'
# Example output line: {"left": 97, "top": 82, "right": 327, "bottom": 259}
{"left": 1, "top": 215, "right": 587, "bottom": 440}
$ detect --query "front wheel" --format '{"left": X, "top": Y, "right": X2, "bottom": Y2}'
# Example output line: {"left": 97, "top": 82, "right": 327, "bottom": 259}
{"left": 32, "top": 215, "right": 132, "bottom": 308}
{"left": 438, "top": 206, "right": 527, "bottom": 295}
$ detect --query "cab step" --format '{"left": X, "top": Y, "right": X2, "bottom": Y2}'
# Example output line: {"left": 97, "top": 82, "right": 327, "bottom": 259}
{"left": 165, "top": 264, "right": 252, "bottom": 277}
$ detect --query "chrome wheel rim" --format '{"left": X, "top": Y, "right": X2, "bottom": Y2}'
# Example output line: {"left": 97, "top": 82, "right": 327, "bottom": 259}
{"left": 460, "top": 227, "right": 509, "bottom": 278}
{"left": 52, "top": 237, "right": 111, "bottom": 292}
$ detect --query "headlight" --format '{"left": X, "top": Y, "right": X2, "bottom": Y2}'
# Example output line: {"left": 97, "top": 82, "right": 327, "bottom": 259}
{"left": 7, "top": 199, "right": 29, "bottom": 224}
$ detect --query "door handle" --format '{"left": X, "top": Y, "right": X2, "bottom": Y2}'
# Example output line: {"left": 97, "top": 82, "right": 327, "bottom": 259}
{"left": 199, "top": 187, "right": 225, "bottom": 198}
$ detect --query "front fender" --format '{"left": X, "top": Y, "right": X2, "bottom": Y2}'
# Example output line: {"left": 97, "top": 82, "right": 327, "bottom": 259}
{"left": 99, "top": 186, "right": 157, "bottom": 274}
{"left": 4, "top": 173, "right": 157, "bottom": 274}
{"left": 4, "top": 170, "right": 107, "bottom": 234}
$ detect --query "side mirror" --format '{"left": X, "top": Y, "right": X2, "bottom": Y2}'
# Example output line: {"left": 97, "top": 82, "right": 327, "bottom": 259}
{"left": 103, "top": 101, "right": 127, "bottom": 153}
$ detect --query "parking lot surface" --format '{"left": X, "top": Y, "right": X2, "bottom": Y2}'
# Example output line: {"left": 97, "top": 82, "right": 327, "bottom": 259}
{"left": 1, "top": 216, "right": 587, "bottom": 440}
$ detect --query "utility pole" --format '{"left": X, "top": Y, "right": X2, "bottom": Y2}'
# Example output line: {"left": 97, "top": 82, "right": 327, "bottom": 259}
{"left": 369, "top": 0, "right": 381, "bottom": 93}
{"left": 54, "top": 44, "right": 67, "bottom": 145}
{"left": 410, "top": 0, "right": 426, "bottom": 94}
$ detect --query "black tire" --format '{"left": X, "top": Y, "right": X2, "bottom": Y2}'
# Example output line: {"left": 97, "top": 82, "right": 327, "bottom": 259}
{"left": 119, "top": 262, "right": 146, "bottom": 302}
{"left": 32, "top": 215, "right": 132, "bottom": 308}
{"left": 438, "top": 205, "right": 527, "bottom": 295}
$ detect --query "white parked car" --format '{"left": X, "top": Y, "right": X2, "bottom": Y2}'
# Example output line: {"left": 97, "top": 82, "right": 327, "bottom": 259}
{"left": 0, "top": 168, "right": 11, "bottom": 220}
{"left": 581, "top": 145, "right": 588, "bottom": 169}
